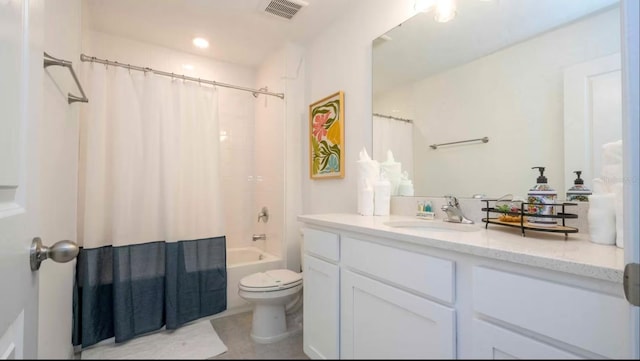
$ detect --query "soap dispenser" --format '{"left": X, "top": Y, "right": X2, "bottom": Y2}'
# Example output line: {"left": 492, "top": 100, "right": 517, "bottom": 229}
{"left": 566, "top": 171, "right": 592, "bottom": 202}
{"left": 527, "top": 166, "right": 557, "bottom": 225}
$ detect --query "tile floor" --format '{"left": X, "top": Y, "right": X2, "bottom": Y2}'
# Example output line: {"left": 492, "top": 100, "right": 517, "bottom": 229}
{"left": 76, "top": 309, "right": 307, "bottom": 360}
{"left": 209, "top": 310, "right": 308, "bottom": 360}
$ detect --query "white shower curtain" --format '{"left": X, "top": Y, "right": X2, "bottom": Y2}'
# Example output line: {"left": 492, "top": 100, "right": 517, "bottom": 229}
{"left": 372, "top": 114, "right": 414, "bottom": 179}
{"left": 74, "top": 64, "right": 227, "bottom": 348}
{"left": 78, "top": 65, "right": 224, "bottom": 247}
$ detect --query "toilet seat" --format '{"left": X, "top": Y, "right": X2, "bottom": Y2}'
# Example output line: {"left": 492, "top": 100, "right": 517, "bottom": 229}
{"left": 239, "top": 269, "right": 302, "bottom": 292}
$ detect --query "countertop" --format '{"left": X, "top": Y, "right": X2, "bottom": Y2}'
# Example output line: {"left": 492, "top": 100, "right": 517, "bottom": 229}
{"left": 297, "top": 213, "right": 625, "bottom": 283}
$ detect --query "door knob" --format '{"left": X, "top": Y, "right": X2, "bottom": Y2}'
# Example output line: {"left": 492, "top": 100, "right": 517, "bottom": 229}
{"left": 30, "top": 237, "right": 79, "bottom": 271}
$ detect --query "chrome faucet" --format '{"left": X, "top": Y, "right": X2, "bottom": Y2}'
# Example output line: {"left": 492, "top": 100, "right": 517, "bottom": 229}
{"left": 252, "top": 233, "right": 267, "bottom": 242}
{"left": 257, "top": 206, "right": 269, "bottom": 223}
{"left": 441, "top": 195, "right": 474, "bottom": 224}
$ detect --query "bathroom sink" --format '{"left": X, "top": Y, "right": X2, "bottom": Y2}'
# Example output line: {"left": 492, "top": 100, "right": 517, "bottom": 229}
{"left": 383, "top": 219, "right": 481, "bottom": 232}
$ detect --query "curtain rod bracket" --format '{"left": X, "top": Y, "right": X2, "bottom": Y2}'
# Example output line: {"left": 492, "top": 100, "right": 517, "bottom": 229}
{"left": 43, "top": 52, "right": 89, "bottom": 104}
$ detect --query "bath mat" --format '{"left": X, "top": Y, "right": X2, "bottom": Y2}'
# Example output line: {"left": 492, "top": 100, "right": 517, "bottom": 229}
{"left": 81, "top": 320, "right": 228, "bottom": 359}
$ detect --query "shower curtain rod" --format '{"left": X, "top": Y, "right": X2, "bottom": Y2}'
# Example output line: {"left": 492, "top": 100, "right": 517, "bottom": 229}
{"left": 80, "top": 54, "right": 285, "bottom": 99}
{"left": 373, "top": 113, "right": 413, "bottom": 123}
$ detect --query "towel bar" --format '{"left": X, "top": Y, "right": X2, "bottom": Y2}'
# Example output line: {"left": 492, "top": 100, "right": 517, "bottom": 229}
{"left": 430, "top": 136, "right": 489, "bottom": 150}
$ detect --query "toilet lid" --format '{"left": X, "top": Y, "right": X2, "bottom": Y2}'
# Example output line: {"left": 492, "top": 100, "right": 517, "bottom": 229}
{"left": 239, "top": 269, "right": 302, "bottom": 292}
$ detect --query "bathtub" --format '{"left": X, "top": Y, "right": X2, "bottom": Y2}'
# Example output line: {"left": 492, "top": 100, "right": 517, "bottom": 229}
{"left": 226, "top": 247, "right": 283, "bottom": 310}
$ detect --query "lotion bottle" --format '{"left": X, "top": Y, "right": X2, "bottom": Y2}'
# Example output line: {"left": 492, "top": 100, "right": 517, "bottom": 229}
{"left": 566, "top": 171, "right": 592, "bottom": 202}
{"left": 527, "top": 166, "right": 557, "bottom": 225}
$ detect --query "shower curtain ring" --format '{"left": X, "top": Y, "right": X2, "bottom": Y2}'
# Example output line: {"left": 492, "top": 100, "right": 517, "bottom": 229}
{"left": 198, "top": 78, "right": 201, "bottom": 86}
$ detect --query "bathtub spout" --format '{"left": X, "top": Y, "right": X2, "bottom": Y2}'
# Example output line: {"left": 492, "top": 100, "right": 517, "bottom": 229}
{"left": 252, "top": 233, "right": 266, "bottom": 241}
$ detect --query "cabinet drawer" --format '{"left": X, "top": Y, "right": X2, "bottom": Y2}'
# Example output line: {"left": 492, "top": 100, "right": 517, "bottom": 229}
{"left": 303, "top": 228, "right": 339, "bottom": 262}
{"left": 341, "top": 236, "right": 454, "bottom": 304}
{"left": 473, "top": 266, "right": 629, "bottom": 359}
{"left": 472, "top": 319, "right": 581, "bottom": 359}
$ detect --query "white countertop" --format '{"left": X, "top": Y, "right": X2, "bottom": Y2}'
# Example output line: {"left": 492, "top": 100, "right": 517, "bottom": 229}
{"left": 297, "top": 213, "right": 625, "bottom": 283}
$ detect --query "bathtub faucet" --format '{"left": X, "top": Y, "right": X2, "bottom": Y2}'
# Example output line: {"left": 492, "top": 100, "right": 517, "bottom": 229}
{"left": 252, "top": 233, "right": 267, "bottom": 242}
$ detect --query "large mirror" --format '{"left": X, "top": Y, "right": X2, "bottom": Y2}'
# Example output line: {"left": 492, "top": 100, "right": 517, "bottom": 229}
{"left": 372, "top": 0, "right": 622, "bottom": 199}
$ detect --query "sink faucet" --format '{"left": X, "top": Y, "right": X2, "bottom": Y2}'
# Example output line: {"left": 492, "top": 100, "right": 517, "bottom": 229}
{"left": 441, "top": 195, "right": 474, "bottom": 224}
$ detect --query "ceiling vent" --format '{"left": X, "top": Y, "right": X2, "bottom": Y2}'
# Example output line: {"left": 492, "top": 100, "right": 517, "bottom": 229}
{"left": 262, "top": 0, "right": 308, "bottom": 20}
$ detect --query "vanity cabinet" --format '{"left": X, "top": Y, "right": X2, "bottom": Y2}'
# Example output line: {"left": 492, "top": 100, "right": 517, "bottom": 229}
{"left": 341, "top": 269, "right": 455, "bottom": 358}
{"left": 302, "top": 228, "right": 340, "bottom": 359}
{"left": 472, "top": 266, "right": 630, "bottom": 359}
{"left": 341, "top": 236, "right": 456, "bottom": 359}
{"left": 472, "top": 319, "right": 582, "bottom": 359}
{"left": 300, "top": 217, "right": 631, "bottom": 360}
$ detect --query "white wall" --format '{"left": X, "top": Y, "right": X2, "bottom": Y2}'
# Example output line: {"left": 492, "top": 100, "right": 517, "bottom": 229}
{"left": 283, "top": 44, "right": 306, "bottom": 272}
{"left": 255, "top": 43, "right": 305, "bottom": 272}
{"left": 81, "top": 30, "right": 258, "bottom": 250}
{"left": 300, "top": 0, "right": 416, "bottom": 214}
{"left": 254, "top": 47, "right": 286, "bottom": 259}
{"left": 374, "top": 7, "right": 620, "bottom": 199}
{"left": 39, "top": 0, "right": 81, "bottom": 358}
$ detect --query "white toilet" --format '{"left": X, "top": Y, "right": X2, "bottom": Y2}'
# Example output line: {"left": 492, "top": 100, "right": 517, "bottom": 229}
{"left": 238, "top": 268, "right": 303, "bottom": 344}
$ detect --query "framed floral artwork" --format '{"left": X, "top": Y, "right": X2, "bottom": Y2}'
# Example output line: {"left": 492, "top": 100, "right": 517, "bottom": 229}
{"left": 309, "top": 91, "right": 344, "bottom": 179}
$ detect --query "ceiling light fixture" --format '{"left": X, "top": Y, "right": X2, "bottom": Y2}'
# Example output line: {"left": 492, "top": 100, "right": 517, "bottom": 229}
{"left": 415, "top": 0, "right": 458, "bottom": 23}
{"left": 434, "top": 0, "right": 456, "bottom": 23}
{"left": 414, "top": 0, "right": 436, "bottom": 13}
{"left": 192, "top": 37, "right": 209, "bottom": 49}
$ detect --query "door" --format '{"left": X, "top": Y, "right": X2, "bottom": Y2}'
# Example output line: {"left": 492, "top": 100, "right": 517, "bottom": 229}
{"left": 563, "top": 52, "right": 622, "bottom": 193}
{"left": 1, "top": 0, "right": 42, "bottom": 358}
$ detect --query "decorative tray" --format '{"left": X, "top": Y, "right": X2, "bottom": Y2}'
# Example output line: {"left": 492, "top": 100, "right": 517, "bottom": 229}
{"left": 481, "top": 199, "right": 578, "bottom": 239}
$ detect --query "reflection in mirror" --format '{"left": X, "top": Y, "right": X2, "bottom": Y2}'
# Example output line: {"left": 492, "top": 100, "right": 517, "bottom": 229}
{"left": 372, "top": 0, "right": 622, "bottom": 199}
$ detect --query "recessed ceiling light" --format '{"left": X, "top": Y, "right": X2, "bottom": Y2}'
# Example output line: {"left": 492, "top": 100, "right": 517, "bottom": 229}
{"left": 182, "top": 64, "right": 194, "bottom": 71}
{"left": 192, "top": 37, "right": 209, "bottom": 49}
{"left": 434, "top": 0, "right": 456, "bottom": 23}
{"left": 414, "top": 0, "right": 435, "bottom": 12}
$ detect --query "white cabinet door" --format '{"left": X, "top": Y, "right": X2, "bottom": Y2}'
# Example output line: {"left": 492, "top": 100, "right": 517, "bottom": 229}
{"left": 472, "top": 319, "right": 582, "bottom": 359}
{"left": 341, "top": 269, "right": 455, "bottom": 359}
{"left": 473, "top": 266, "right": 629, "bottom": 359}
{"left": 303, "top": 255, "right": 339, "bottom": 359}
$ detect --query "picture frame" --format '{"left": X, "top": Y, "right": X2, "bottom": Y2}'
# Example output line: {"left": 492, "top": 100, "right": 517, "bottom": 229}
{"left": 309, "top": 91, "right": 345, "bottom": 179}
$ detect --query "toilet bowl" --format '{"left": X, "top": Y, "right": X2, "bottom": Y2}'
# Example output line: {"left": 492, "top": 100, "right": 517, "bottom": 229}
{"left": 238, "top": 269, "right": 303, "bottom": 344}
